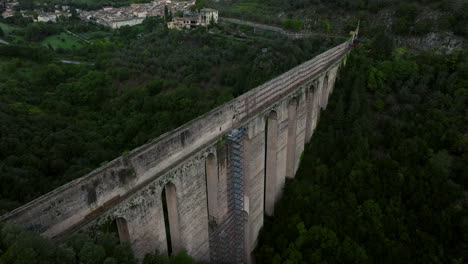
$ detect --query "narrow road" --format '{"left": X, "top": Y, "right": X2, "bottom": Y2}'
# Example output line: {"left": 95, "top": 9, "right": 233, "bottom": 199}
{"left": 0, "top": 39, "right": 10, "bottom": 44}
{"left": 59, "top": 59, "right": 94, "bottom": 65}
{"left": 220, "top": 17, "right": 342, "bottom": 39}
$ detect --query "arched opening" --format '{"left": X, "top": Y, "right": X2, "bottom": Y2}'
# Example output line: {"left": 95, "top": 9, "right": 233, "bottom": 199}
{"left": 264, "top": 110, "right": 278, "bottom": 216}
{"left": 321, "top": 75, "right": 329, "bottom": 110}
{"left": 286, "top": 99, "right": 298, "bottom": 178}
{"left": 206, "top": 153, "right": 219, "bottom": 221}
{"left": 162, "top": 182, "right": 182, "bottom": 256}
{"left": 305, "top": 85, "right": 315, "bottom": 143}
{"left": 313, "top": 85, "right": 321, "bottom": 128}
{"left": 330, "top": 68, "right": 338, "bottom": 95}
{"left": 99, "top": 217, "right": 131, "bottom": 245}
{"left": 116, "top": 217, "right": 131, "bottom": 244}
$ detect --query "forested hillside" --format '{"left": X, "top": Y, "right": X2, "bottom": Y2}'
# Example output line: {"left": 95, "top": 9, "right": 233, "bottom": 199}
{"left": 254, "top": 33, "right": 468, "bottom": 263}
{"left": 204, "top": 0, "right": 466, "bottom": 52}
{"left": 0, "top": 222, "right": 201, "bottom": 264}
{"left": 1, "top": 0, "right": 467, "bottom": 263}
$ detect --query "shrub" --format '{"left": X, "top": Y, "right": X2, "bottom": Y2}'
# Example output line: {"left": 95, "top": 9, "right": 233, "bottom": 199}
{"left": 283, "top": 19, "right": 303, "bottom": 31}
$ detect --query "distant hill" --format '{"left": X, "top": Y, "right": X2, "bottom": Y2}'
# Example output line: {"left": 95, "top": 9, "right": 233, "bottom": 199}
{"left": 203, "top": 0, "right": 467, "bottom": 52}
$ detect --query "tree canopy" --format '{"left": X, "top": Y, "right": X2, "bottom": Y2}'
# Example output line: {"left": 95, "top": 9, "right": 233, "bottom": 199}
{"left": 254, "top": 33, "right": 468, "bottom": 264}
{"left": 0, "top": 222, "right": 201, "bottom": 264}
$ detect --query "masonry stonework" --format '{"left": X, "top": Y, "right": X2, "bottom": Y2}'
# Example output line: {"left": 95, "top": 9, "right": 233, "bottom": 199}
{"left": 1, "top": 34, "right": 357, "bottom": 263}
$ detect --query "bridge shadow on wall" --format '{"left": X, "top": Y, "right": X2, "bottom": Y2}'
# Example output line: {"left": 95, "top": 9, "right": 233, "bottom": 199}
{"left": 264, "top": 110, "right": 278, "bottom": 217}
{"left": 162, "top": 182, "right": 181, "bottom": 256}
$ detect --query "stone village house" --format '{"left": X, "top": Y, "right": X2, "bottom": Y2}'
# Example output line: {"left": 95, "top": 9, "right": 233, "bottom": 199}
{"left": 168, "top": 8, "right": 218, "bottom": 30}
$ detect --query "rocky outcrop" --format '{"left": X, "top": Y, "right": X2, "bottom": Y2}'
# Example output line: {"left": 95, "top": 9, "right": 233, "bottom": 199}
{"left": 396, "top": 31, "right": 465, "bottom": 54}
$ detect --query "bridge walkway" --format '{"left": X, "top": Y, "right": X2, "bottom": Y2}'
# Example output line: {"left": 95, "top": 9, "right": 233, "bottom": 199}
{"left": 219, "top": 17, "right": 343, "bottom": 39}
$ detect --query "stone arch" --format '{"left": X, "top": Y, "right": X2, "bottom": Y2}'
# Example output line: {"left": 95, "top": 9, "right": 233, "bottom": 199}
{"left": 329, "top": 66, "right": 339, "bottom": 95}
{"left": 343, "top": 55, "right": 348, "bottom": 67}
{"left": 206, "top": 152, "right": 219, "bottom": 221}
{"left": 305, "top": 84, "right": 315, "bottom": 143}
{"left": 321, "top": 74, "right": 330, "bottom": 110}
{"left": 162, "top": 182, "right": 182, "bottom": 255}
{"left": 286, "top": 99, "right": 298, "bottom": 178}
{"left": 264, "top": 110, "right": 278, "bottom": 216}
{"left": 115, "top": 217, "right": 131, "bottom": 244}
{"left": 312, "top": 83, "right": 321, "bottom": 131}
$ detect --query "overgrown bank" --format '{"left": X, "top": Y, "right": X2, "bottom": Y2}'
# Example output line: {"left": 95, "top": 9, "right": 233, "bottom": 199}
{"left": 254, "top": 33, "right": 468, "bottom": 263}
{"left": 0, "top": 222, "right": 200, "bottom": 264}
{"left": 202, "top": 0, "right": 466, "bottom": 52}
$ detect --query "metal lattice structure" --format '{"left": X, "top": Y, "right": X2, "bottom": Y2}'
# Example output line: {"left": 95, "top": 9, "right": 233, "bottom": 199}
{"left": 227, "top": 128, "right": 247, "bottom": 263}
{"left": 209, "top": 128, "right": 247, "bottom": 264}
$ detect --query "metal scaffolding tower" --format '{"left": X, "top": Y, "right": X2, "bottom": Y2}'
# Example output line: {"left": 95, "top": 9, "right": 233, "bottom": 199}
{"left": 208, "top": 128, "right": 247, "bottom": 264}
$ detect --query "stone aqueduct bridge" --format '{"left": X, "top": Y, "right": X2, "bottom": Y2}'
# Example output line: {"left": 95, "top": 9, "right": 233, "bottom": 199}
{"left": 1, "top": 34, "right": 357, "bottom": 263}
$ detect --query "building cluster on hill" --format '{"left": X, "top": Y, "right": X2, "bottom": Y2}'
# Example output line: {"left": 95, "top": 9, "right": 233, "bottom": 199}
{"left": 1, "top": 1, "right": 18, "bottom": 18}
{"left": 167, "top": 8, "right": 218, "bottom": 30}
{"left": 1, "top": 0, "right": 198, "bottom": 29}
{"left": 1, "top": 1, "right": 72, "bottom": 21}
{"left": 1, "top": 3, "right": 71, "bottom": 23}
{"left": 35, "top": 6, "right": 72, "bottom": 22}
{"left": 1, "top": 0, "right": 218, "bottom": 30}
{"left": 79, "top": 0, "right": 196, "bottom": 29}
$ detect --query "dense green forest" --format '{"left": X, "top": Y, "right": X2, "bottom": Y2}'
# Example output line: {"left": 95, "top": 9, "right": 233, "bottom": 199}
{"left": 0, "top": 15, "right": 341, "bottom": 213}
{"left": 254, "top": 33, "right": 468, "bottom": 263}
{"left": 0, "top": 222, "right": 201, "bottom": 264}
{"left": 1, "top": 0, "right": 467, "bottom": 263}
{"left": 202, "top": 0, "right": 467, "bottom": 38}
{"left": 196, "top": 4, "right": 466, "bottom": 262}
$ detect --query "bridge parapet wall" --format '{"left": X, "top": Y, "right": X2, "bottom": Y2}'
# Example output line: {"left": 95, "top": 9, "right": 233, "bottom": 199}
{"left": 233, "top": 41, "right": 349, "bottom": 122}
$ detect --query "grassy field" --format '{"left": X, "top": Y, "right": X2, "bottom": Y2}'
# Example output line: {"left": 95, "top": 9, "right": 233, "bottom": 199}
{"left": 234, "top": 1, "right": 261, "bottom": 12}
{"left": 42, "top": 32, "right": 84, "bottom": 50}
{"left": 0, "top": 23, "right": 25, "bottom": 42}
{"left": 0, "top": 23, "right": 16, "bottom": 34}
{"left": 79, "top": 30, "right": 112, "bottom": 41}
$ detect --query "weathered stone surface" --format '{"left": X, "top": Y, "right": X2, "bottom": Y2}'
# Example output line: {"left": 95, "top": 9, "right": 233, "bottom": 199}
{"left": 396, "top": 32, "right": 465, "bottom": 54}
{"left": 0, "top": 37, "right": 354, "bottom": 263}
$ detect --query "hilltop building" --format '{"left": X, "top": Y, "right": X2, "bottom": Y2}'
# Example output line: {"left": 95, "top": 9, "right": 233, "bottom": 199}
{"left": 1, "top": 1, "right": 18, "bottom": 18}
{"left": 2, "top": 0, "right": 197, "bottom": 28}
{"left": 79, "top": 0, "right": 196, "bottom": 29}
{"left": 106, "top": 17, "right": 145, "bottom": 29}
{"left": 167, "top": 8, "right": 218, "bottom": 30}
{"left": 200, "top": 8, "right": 218, "bottom": 25}
{"left": 36, "top": 11, "right": 71, "bottom": 23}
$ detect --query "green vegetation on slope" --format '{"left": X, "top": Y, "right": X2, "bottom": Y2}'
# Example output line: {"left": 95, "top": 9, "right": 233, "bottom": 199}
{"left": 42, "top": 32, "right": 84, "bottom": 50}
{"left": 0, "top": 222, "right": 200, "bottom": 264}
{"left": 0, "top": 14, "right": 116, "bottom": 58}
{"left": 1, "top": 1, "right": 466, "bottom": 262}
{"left": 0, "top": 23, "right": 15, "bottom": 34}
{"left": 254, "top": 34, "right": 468, "bottom": 263}
{"left": 202, "top": 0, "right": 468, "bottom": 38}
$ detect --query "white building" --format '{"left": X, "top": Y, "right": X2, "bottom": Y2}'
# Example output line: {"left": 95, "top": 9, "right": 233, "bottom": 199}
{"left": 37, "top": 14, "right": 58, "bottom": 22}
{"left": 200, "top": 8, "right": 218, "bottom": 25}
{"left": 36, "top": 12, "right": 70, "bottom": 23}
{"left": 168, "top": 8, "right": 219, "bottom": 30}
{"left": 107, "top": 17, "right": 145, "bottom": 29}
